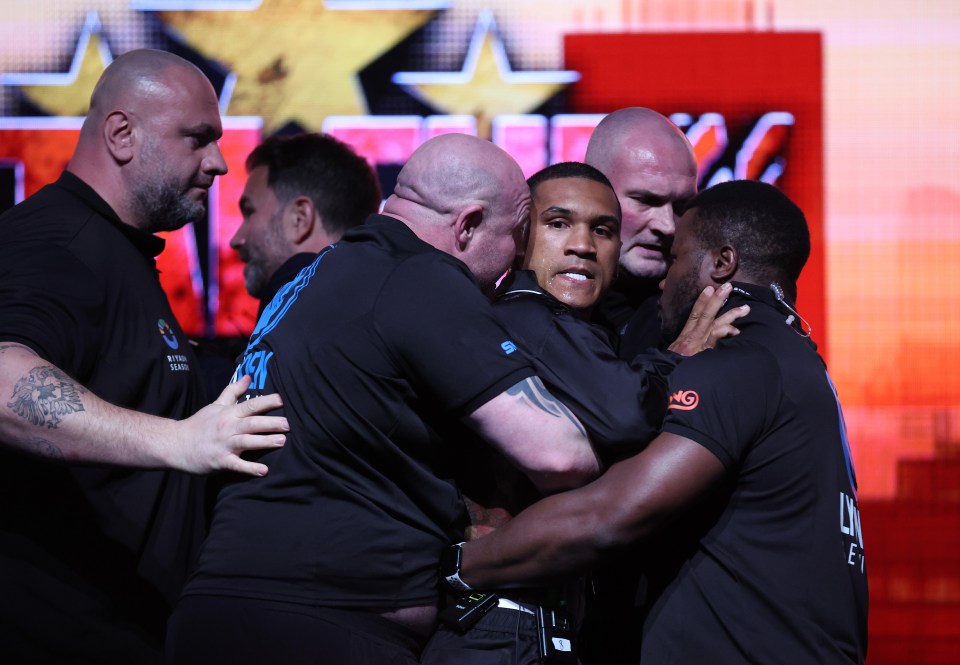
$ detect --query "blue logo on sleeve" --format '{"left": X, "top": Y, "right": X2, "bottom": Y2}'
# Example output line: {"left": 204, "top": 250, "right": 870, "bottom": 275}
{"left": 501, "top": 340, "right": 517, "bottom": 355}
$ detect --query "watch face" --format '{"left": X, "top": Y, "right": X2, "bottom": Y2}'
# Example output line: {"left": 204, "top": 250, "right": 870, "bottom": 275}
{"left": 440, "top": 543, "right": 463, "bottom": 578}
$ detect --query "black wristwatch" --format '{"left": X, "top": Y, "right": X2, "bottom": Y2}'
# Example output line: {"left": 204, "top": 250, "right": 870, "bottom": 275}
{"left": 440, "top": 541, "right": 473, "bottom": 592}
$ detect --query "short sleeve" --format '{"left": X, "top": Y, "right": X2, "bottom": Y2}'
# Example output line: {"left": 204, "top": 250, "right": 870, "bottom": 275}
{"left": 373, "top": 255, "right": 534, "bottom": 416}
{"left": 661, "top": 346, "right": 781, "bottom": 469}
{"left": 0, "top": 241, "right": 104, "bottom": 377}
{"left": 530, "top": 312, "right": 675, "bottom": 463}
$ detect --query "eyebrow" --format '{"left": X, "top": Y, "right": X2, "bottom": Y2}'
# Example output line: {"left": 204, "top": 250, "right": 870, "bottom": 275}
{"left": 183, "top": 123, "right": 222, "bottom": 140}
{"left": 539, "top": 205, "right": 572, "bottom": 217}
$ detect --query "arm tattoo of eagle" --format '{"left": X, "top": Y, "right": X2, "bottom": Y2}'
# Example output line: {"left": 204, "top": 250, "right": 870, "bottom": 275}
{"left": 7, "top": 366, "right": 86, "bottom": 429}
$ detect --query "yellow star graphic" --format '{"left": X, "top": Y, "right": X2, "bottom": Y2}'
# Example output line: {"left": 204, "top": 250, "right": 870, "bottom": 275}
{"left": 392, "top": 11, "right": 579, "bottom": 138}
{"left": 158, "top": 0, "right": 443, "bottom": 133}
{"left": 2, "top": 12, "right": 112, "bottom": 117}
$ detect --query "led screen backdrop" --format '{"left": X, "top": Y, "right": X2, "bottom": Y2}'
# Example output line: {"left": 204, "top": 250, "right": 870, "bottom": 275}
{"left": 1, "top": 3, "right": 959, "bottom": 661}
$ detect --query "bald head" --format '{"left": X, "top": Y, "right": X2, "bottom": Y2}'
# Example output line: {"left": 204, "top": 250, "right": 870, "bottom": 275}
{"left": 383, "top": 134, "right": 530, "bottom": 293}
{"left": 585, "top": 107, "right": 698, "bottom": 281}
{"left": 69, "top": 49, "right": 227, "bottom": 233}
{"left": 86, "top": 50, "right": 206, "bottom": 126}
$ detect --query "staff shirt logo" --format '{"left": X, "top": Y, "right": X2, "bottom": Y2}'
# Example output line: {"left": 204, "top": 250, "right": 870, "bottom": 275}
{"left": 668, "top": 389, "right": 700, "bottom": 411}
{"left": 157, "top": 318, "right": 179, "bottom": 350}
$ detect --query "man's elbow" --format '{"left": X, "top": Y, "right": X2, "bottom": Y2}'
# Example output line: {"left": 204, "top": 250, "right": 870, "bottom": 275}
{"left": 529, "top": 448, "right": 601, "bottom": 493}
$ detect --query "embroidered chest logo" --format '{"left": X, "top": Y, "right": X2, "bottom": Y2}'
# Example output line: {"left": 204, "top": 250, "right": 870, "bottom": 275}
{"left": 157, "top": 318, "right": 179, "bottom": 350}
{"left": 668, "top": 390, "right": 700, "bottom": 411}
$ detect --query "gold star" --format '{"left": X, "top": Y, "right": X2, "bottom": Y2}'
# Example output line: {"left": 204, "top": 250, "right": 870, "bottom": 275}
{"left": 2, "top": 12, "right": 112, "bottom": 117}
{"left": 391, "top": 11, "right": 579, "bottom": 138}
{"left": 157, "top": 0, "right": 444, "bottom": 133}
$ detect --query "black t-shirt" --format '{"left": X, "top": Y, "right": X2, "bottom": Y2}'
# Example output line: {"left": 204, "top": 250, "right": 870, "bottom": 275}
{"left": 642, "top": 282, "right": 868, "bottom": 664}
{"left": 184, "top": 215, "right": 534, "bottom": 611}
{"left": 494, "top": 270, "right": 677, "bottom": 464}
{"left": 592, "top": 274, "right": 663, "bottom": 358}
{"left": 0, "top": 172, "right": 208, "bottom": 657}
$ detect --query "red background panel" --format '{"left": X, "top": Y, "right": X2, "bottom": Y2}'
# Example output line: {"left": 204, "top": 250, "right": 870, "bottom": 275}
{"left": 564, "top": 32, "right": 826, "bottom": 356}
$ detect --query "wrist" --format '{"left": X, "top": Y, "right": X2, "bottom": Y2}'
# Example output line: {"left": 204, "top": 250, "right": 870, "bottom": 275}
{"left": 439, "top": 541, "right": 473, "bottom": 592}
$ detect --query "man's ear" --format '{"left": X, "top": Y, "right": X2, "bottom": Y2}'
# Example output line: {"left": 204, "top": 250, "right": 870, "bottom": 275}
{"left": 103, "top": 111, "right": 135, "bottom": 165}
{"left": 709, "top": 244, "right": 738, "bottom": 282}
{"left": 285, "top": 195, "right": 317, "bottom": 246}
{"left": 453, "top": 204, "right": 484, "bottom": 252}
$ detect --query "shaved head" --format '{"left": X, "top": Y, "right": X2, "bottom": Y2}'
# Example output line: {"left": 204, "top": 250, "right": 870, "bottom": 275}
{"left": 391, "top": 133, "right": 520, "bottom": 219}
{"left": 69, "top": 49, "right": 227, "bottom": 233}
{"left": 383, "top": 133, "right": 530, "bottom": 292}
{"left": 86, "top": 49, "right": 207, "bottom": 126}
{"left": 585, "top": 108, "right": 692, "bottom": 175}
{"left": 585, "top": 107, "right": 698, "bottom": 281}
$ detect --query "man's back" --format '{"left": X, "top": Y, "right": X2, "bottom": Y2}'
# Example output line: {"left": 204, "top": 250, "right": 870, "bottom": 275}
{"left": 184, "top": 215, "right": 533, "bottom": 612}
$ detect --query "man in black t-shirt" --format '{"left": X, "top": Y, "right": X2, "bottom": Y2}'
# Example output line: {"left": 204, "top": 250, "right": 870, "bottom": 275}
{"left": 455, "top": 180, "right": 868, "bottom": 664}
{"left": 231, "top": 132, "right": 382, "bottom": 316}
{"left": 167, "top": 134, "right": 601, "bottom": 665}
{"left": 586, "top": 107, "right": 699, "bottom": 358}
{"left": 0, "top": 50, "right": 288, "bottom": 662}
{"left": 197, "top": 132, "right": 383, "bottom": 396}
{"left": 421, "top": 163, "right": 744, "bottom": 665}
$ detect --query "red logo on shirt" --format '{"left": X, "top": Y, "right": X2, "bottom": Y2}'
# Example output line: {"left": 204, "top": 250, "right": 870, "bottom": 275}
{"left": 668, "top": 390, "right": 700, "bottom": 411}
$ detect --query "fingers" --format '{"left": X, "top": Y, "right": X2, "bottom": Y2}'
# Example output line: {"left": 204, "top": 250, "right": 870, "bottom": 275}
{"left": 715, "top": 305, "right": 750, "bottom": 328}
{"left": 221, "top": 456, "right": 271, "bottom": 478}
{"left": 691, "top": 282, "right": 732, "bottom": 322}
{"left": 236, "top": 393, "right": 285, "bottom": 417}
{"left": 708, "top": 305, "right": 750, "bottom": 344}
{"left": 216, "top": 374, "right": 252, "bottom": 405}
{"left": 233, "top": 414, "right": 289, "bottom": 437}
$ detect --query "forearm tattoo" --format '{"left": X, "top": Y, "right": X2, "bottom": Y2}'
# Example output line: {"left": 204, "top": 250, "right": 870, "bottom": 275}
{"left": 25, "top": 437, "right": 65, "bottom": 460}
{"left": 507, "top": 377, "right": 587, "bottom": 437}
{"left": 7, "top": 366, "right": 86, "bottom": 429}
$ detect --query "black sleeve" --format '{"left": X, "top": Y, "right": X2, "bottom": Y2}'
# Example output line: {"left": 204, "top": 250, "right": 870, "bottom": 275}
{"left": 373, "top": 254, "right": 535, "bottom": 417}
{"left": 660, "top": 346, "right": 780, "bottom": 469}
{"left": 0, "top": 241, "right": 104, "bottom": 379}
{"left": 503, "top": 302, "right": 675, "bottom": 464}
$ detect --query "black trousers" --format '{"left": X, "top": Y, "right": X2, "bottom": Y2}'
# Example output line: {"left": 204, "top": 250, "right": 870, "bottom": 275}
{"left": 166, "top": 595, "right": 423, "bottom": 665}
{"left": 420, "top": 606, "right": 542, "bottom": 665}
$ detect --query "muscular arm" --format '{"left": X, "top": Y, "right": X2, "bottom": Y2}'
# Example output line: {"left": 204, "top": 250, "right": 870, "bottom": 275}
{"left": 0, "top": 342, "right": 288, "bottom": 475}
{"left": 457, "top": 431, "right": 726, "bottom": 588}
{"left": 464, "top": 376, "right": 601, "bottom": 494}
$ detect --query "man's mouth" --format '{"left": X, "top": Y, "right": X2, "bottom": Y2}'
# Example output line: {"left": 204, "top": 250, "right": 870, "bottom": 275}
{"left": 557, "top": 268, "right": 594, "bottom": 282}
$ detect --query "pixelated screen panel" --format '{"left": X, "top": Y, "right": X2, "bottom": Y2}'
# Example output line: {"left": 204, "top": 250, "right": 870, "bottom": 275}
{"left": 564, "top": 32, "right": 824, "bottom": 357}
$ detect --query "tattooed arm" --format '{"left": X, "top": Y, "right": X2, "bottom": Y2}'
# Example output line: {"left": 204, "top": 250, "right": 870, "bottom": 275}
{"left": 464, "top": 376, "right": 600, "bottom": 493}
{"left": 0, "top": 342, "right": 288, "bottom": 475}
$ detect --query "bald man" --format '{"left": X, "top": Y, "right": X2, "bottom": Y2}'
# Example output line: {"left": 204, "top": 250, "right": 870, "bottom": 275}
{"left": 166, "top": 133, "right": 600, "bottom": 665}
{"left": 579, "top": 108, "right": 699, "bottom": 663}
{"left": 0, "top": 50, "right": 287, "bottom": 662}
{"left": 586, "top": 107, "right": 699, "bottom": 358}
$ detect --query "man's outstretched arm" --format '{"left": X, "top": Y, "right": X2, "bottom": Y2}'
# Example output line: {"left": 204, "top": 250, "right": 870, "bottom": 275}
{"left": 0, "top": 342, "right": 287, "bottom": 476}
{"left": 464, "top": 376, "right": 602, "bottom": 494}
{"left": 457, "top": 432, "right": 726, "bottom": 588}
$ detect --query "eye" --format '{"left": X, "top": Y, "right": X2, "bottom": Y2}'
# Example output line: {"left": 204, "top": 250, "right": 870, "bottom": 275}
{"left": 593, "top": 225, "right": 615, "bottom": 238}
{"left": 632, "top": 194, "right": 667, "bottom": 209}
{"left": 546, "top": 219, "right": 567, "bottom": 229}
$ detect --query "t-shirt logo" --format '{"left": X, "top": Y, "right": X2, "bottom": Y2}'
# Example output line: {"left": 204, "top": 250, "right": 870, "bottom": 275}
{"left": 157, "top": 318, "right": 179, "bottom": 350}
{"left": 668, "top": 389, "right": 700, "bottom": 411}
{"left": 501, "top": 340, "right": 518, "bottom": 355}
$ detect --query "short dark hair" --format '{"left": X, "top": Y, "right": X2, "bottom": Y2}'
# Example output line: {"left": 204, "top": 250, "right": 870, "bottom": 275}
{"left": 246, "top": 133, "right": 381, "bottom": 237}
{"left": 527, "top": 162, "right": 615, "bottom": 199}
{"left": 686, "top": 180, "right": 810, "bottom": 297}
